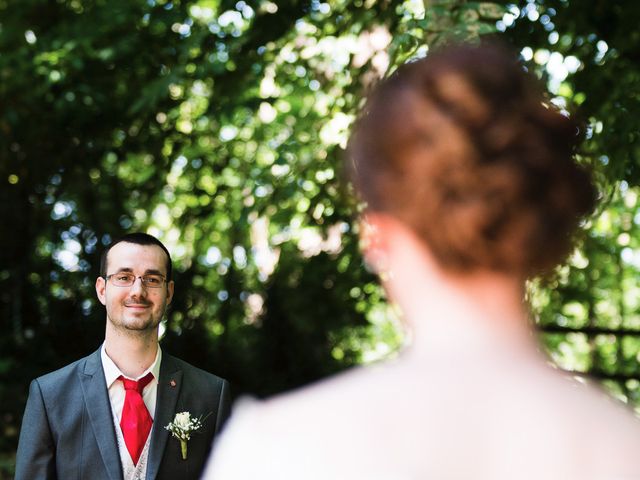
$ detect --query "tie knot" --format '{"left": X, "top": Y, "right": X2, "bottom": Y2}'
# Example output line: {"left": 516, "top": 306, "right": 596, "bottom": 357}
{"left": 119, "top": 372, "right": 154, "bottom": 393}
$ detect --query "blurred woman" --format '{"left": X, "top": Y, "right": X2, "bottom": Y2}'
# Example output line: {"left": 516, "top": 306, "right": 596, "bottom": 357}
{"left": 205, "top": 42, "right": 640, "bottom": 479}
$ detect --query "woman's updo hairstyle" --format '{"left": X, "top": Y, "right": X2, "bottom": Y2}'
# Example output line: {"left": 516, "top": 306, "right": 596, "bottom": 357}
{"left": 348, "top": 42, "right": 596, "bottom": 277}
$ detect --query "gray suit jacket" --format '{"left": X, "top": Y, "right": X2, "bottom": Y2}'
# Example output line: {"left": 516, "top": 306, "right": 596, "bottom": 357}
{"left": 15, "top": 348, "right": 231, "bottom": 480}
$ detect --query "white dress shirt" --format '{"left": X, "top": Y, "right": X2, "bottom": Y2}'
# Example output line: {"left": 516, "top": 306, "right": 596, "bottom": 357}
{"left": 101, "top": 344, "right": 162, "bottom": 480}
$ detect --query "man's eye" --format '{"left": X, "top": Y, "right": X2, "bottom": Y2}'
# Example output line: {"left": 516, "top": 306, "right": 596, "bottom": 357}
{"left": 117, "top": 274, "right": 132, "bottom": 281}
{"left": 145, "top": 276, "right": 162, "bottom": 285}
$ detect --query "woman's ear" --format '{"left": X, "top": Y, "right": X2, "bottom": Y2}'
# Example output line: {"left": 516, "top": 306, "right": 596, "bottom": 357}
{"left": 360, "top": 213, "right": 394, "bottom": 274}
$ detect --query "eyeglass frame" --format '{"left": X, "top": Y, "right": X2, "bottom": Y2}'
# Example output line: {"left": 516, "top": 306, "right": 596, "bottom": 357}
{"left": 103, "top": 272, "right": 168, "bottom": 288}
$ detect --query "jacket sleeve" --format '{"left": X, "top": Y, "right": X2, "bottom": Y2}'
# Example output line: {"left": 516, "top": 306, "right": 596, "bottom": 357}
{"left": 15, "top": 379, "right": 57, "bottom": 480}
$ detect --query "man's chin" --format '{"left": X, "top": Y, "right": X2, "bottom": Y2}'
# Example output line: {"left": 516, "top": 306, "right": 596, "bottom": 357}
{"left": 122, "top": 318, "right": 160, "bottom": 332}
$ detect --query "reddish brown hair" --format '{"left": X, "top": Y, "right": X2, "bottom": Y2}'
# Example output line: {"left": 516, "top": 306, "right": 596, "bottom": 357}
{"left": 348, "top": 42, "right": 595, "bottom": 277}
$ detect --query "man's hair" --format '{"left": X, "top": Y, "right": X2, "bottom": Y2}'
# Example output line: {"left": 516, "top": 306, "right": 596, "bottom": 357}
{"left": 348, "top": 42, "right": 596, "bottom": 277}
{"left": 100, "top": 232, "right": 173, "bottom": 280}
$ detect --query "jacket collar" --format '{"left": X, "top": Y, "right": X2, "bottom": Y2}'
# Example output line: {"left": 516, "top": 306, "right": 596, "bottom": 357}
{"left": 80, "top": 349, "right": 124, "bottom": 480}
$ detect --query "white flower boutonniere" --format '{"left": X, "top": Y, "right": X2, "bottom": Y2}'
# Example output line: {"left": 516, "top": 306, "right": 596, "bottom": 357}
{"left": 165, "top": 411, "right": 207, "bottom": 460}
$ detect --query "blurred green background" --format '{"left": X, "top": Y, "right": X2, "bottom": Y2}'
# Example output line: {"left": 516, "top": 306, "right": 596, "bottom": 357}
{"left": 3, "top": 0, "right": 640, "bottom": 477}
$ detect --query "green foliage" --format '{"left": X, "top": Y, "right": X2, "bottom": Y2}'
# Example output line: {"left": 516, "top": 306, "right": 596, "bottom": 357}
{"left": 530, "top": 185, "right": 640, "bottom": 401}
{"left": 501, "top": 0, "right": 640, "bottom": 413}
{"left": 0, "top": 0, "right": 439, "bottom": 469}
{"left": 3, "top": 0, "right": 640, "bottom": 477}
{"left": 500, "top": 0, "right": 640, "bottom": 186}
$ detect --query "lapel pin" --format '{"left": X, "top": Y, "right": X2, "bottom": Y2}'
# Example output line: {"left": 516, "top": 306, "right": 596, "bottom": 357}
{"left": 170, "top": 379, "right": 177, "bottom": 388}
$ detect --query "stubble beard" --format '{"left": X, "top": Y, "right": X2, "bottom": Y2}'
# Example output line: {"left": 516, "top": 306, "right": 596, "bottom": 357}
{"left": 108, "top": 306, "right": 165, "bottom": 335}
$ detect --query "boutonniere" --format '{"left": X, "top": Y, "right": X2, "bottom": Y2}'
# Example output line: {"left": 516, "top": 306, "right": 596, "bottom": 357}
{"left": 165, "top": 411, "right": 208, "bottom": 460}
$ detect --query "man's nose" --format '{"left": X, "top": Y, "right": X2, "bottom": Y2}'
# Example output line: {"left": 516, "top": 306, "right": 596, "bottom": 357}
{"left": 129, "top": 276, "right": 148, "bottom": 295}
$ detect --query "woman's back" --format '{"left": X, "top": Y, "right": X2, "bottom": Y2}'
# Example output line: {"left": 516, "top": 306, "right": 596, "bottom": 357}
{"left": 208, "top": 312, "right": 640, "bottom": 479}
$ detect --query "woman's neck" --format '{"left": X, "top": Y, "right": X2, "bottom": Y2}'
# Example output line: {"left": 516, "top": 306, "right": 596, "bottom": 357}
{"left": 382, "top": 221, "right": 536, "bottom": 352}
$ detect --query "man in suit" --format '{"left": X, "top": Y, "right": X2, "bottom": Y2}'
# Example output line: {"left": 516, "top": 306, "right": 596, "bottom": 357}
{"left": 16, "top": 232, "right": 230, "bottom": 480}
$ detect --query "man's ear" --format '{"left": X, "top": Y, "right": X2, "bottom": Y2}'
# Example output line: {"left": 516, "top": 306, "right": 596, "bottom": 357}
{"left": 96, "top": 276, "right": 107, "bottom": 306}
{"left": 166, "top": 280, "right": 175, "bottom": 305}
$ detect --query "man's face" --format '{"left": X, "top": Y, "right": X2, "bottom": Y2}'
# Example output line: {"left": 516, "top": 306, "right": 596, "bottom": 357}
{"left": 95, "top": 242, "right": 174, "bottom": 334}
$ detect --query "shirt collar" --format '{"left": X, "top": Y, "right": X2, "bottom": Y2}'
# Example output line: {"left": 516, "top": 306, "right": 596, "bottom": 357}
{"left": 101, "top": 343, "right": 162, "bottom": 388}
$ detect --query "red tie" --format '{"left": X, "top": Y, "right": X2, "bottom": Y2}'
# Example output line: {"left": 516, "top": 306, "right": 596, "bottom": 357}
{"left": 119, "top": 373, "right": 154, "bottom": 465}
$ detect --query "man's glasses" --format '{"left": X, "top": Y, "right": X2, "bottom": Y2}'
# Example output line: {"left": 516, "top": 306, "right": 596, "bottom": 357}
{"left": 104, "top": 273, "right": 167, "bottom": 288}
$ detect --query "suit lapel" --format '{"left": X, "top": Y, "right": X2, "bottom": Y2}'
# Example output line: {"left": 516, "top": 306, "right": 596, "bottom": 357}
{"left": 146, "top": 353, "right": 183, "bottom": 480}
{"left": 79, "top": 349, "right": 124, "bottom": 480}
